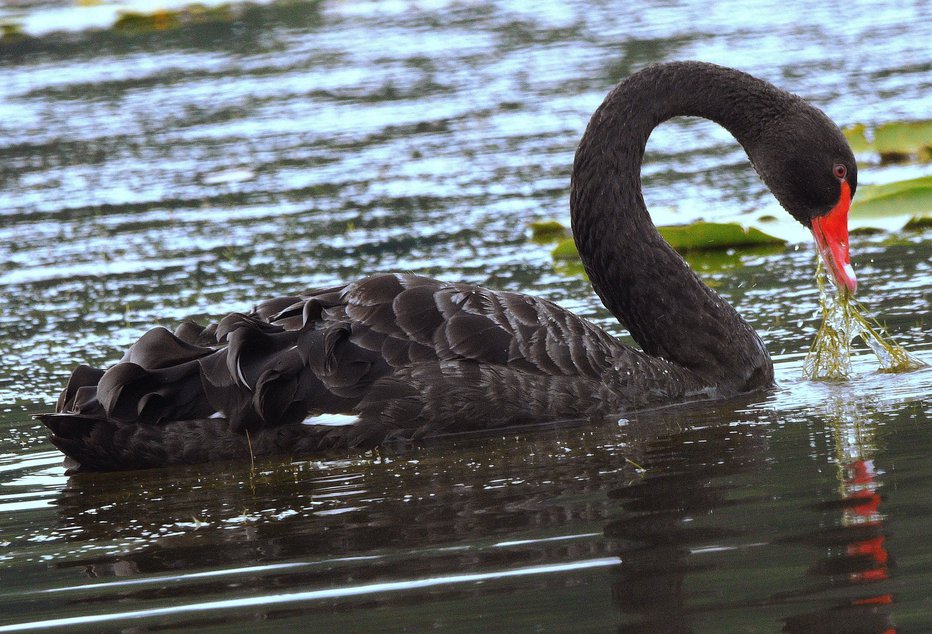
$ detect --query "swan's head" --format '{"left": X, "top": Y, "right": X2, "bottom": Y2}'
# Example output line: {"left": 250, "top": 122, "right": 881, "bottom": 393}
{"left": 748, "top": 101, "right": 859, "bottom": 295}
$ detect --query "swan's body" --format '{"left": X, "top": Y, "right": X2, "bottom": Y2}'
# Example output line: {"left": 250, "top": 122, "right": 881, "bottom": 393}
{"left": 40, "top": 62, "right": 858, "bottom": 472}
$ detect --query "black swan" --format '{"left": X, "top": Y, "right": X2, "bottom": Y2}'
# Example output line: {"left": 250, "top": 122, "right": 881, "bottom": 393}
{"left": 40, "top": 61, "right": 858, "bottom": 472}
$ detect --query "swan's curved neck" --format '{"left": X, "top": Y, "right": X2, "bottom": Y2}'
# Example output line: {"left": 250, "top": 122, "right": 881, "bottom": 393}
{"left": 570, "top": 62, "right": 782, "bottom": 392}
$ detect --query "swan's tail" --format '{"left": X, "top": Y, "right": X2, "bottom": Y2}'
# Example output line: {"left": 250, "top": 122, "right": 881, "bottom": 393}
{"left": 37, "top": 286, "right": 387, "bottom": 471}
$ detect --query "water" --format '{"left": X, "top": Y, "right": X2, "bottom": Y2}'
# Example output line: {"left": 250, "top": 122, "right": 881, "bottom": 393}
{"left": 1, "top": 0, "right": 930, "bottom": 631}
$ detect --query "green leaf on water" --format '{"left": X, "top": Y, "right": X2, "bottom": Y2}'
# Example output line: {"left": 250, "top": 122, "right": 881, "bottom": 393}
{"left": 657, "top": 222, "right": 786, "bottom": 252}
{"left": 850, "top": 175, "right": 932, "bottom": 219}
{"left": 843, "top": 123, "right": 873, "bottom": 155}
{"left": 874, "top": 120, "right": 932, "bottom": 162}
{"left": 904, "top": 215, "right": 932, "bottom": 230}
{"left": 843, "top": 120, "right": 932, "bottom": 163}
{"left": 552, "top": 238, "right": 580, "bottom": 260}
{"left": 553, "top": 258, "right": 588, "bottom": 279}
{"left": 114, "top": 10, "right": 181, "bottom": 32}
{"left": 113, "top": 4, "right": 237, "bottom": 34}
{"left": 551, "top": 221, "right": 785, "bottom": 260}
{"left": 1, "top": 22, "right": 26, "bottom": 42}
{"left": 529, "top": 219, "right": 570, "bottom": 243}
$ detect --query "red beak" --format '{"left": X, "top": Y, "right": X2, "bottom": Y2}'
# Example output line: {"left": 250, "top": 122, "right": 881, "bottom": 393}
{"left": 812, "top": 180, "right": 857, "bottom": 295}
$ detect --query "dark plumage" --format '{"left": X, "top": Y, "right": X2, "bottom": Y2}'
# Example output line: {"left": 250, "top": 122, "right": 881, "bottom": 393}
{"left": 39, "top": 62, "right": 859, "bottom": 472}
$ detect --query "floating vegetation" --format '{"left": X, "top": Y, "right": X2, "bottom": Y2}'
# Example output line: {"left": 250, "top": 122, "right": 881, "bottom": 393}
{"left": 0, "top": 1, "right": 323, "bottom": 56}
{"left": 804, "top": 259, "right": 926, "bottom": 381}
{"left": 529, "top": 219, "right": 570, "bottom": 243}
{"left": 843, "top": 120, "right": 932, "bottom": 163}
{"left": 842, "top": 123, "right": 873, "bottom": 155}
{"left": 114, "top": 4, "right": 237, "bottom": 34}
{"left": 114, "top": 11, "right": 181, "bottom": 33}
{"left": 904, "top": 215, "right": 932, "bottom": 231}
{"left": 656, "top": 221, "right": 785, "bottom": 252}
{"left": 552, "top": 237, "right": 580, "bottom": 260}
{"left": 850, "top": 175, "right": 932, "bottom": 223}
{"left": 548, "top": 221, "right": 785, "bottom": 261}
{"left": 0, "top": 22, "right": 27, "bottom": 44}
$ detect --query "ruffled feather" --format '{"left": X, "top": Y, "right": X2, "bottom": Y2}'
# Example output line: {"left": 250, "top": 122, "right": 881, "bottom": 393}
{"left": 40, "top": 272, "right": 710, "bottom": 471}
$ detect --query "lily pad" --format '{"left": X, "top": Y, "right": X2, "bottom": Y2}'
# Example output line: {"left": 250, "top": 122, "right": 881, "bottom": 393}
{"left": 657, "top": 222, "right": 786, "bottom": 252}
{"left": 843, "top": 120, "right": 932, "bottom": 163}
{"left": 1, "top": 22, "right": 24, "bottom": 40}
{"left": 551, "top": 221, "right": 785, "bottom": 260}
{"left": 843, "top": 124, "right": 873, "bottom": 155}
{"left": 553, "top": 258, "right": 588, "bottom": 279}
{"left": 113, "top": 4, "right": 236, "bottom": 34}
{"left": 874, "top": 120, "right": 932, "bottom": 162}
{"left": 552, "top": 238, "right": 580, "bottom": 260}
{"left": 115, "top": 10, "right": 181, "bottom": 32}
{"left": 529, "top": 219, "right": 570, "bottom": 243}
{"left": 850, "top": 175, "right": 932, "bottom": 219}
{"left": 904, "top": 215, "right": 932, "bottom": 230}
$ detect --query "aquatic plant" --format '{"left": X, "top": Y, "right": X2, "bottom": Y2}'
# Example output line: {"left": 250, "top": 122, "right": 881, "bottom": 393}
{"left": 843, "top": 120, "right": 932, "bottom": 163}
{"left": 804, "top": 259, "right": 925, "bottom": 380}
{"left": 850, "top": 174, "right": 932, "bottom": 221}
{"left": 548, "top": 220, "right": 785, "bottom": 260}
{"left": 529, "top": 219, "right": 571, "bottom": 243}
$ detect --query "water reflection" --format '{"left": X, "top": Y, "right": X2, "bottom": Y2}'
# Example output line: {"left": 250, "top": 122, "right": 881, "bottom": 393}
{"left": 781, "top": 400, "right": 896, "bottom": 634}
{"left": 602, "top": 397, "right": 905, "bottom": 633}
{"left": 606, "top": 420, "right": 763, "bottom": 632}
{"left": 0, "top": 385, "right": 925, "bottom": 630}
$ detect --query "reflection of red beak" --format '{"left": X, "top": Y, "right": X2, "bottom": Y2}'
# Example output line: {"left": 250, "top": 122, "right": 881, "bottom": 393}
{"left": 812, "top": 181, "right": 857, "bottom": 295}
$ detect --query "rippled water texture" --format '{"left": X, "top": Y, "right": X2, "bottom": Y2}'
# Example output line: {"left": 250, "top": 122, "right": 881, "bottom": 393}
{"left": 1, "top": 1, "right": 930, "bottom": 631}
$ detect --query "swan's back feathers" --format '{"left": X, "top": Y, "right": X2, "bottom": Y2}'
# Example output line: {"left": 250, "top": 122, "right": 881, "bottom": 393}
{"left": 41, "top": 272, "right": 709, "bottom": 470}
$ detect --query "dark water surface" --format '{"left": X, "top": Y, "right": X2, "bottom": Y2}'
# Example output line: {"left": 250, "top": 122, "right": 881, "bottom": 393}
{"left": 1, "top": 1, "right": 930, "bottom": 631}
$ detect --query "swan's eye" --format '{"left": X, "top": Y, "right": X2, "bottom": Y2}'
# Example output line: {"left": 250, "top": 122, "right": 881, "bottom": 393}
{"left": 833, "top": 164, "right": 847, "bottom": 180}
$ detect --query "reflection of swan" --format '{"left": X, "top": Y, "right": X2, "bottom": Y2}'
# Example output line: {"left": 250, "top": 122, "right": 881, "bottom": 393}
{"left": 783, "top": 400, "right": 895, "bottom": 633}
{"left": 37, "top": 399, "right": 906, "bottom": 630}
{"left": 606, "top": 420, "right": 763, "bottom": 631}
{"left": 41, "top": 61, "right": 859, "bottom": 471}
